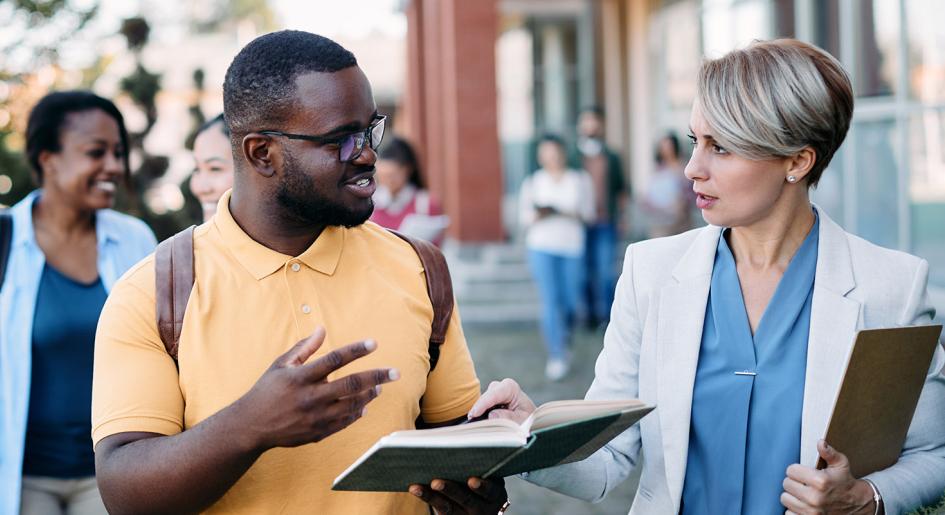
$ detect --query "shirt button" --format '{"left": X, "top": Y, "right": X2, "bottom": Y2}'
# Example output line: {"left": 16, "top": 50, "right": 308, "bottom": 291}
{"left": 291, "top": 262, "right": 301, "bottom": 272}
{"left": 301, "top": 304, "right": 311, "bottom": 314}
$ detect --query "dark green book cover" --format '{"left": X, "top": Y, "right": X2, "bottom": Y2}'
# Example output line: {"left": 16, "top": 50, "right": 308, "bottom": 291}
{"left": 332, "top": 405, "right": 653, "bottom": 492}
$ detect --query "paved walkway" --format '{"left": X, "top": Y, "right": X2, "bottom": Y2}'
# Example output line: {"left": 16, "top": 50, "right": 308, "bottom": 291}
{"left": 464, "top": 323, "right": 640, "bottom": 515}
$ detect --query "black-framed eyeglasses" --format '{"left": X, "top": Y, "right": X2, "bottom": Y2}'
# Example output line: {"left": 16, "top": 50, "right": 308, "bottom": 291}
{"left": 260, "top": 115, "right": 386, "bottom": 163}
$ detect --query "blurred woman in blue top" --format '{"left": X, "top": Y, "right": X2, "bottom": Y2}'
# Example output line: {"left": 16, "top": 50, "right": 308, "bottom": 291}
{"left": 0, "top": 91, "right": 156, "bottom": 515}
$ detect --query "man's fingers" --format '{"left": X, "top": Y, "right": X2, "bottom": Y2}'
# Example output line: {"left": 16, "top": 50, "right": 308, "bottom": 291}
{"left": 409, "top": 485, "right": 459, "bottom": 514}
{"left": 301, "top": 340, "right": 381, "bottom": 380}
{"left": 276, "top": 327, "right": 326, "bottom": 368}
{"left": 329, "top": 368, "right": 400, "bottom": 397}
{"left": 468, "top": 378, "right": 519, "bottom": 418}
{"left": 430, "top": 479, "right": 477, "bottom": 509}
{"left": 333, "top": 383, "right": 384, "bottom": 417}
{"left": 467, "top": 476, "right": 505, "bottom": 501}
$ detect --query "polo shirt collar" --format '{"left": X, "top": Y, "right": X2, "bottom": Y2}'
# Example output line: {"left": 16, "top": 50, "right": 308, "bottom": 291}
{"left": 213, "top": 190, "right": 345, "bottom": 280}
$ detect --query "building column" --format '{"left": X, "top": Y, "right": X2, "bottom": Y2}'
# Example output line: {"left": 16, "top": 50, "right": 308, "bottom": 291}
{"left": 403, "top": 0, "right": 504, "bottom": 242}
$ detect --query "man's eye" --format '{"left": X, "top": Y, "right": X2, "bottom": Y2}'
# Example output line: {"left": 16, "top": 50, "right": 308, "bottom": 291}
{"left": 87, "top": 149, "right": 106, "bottom": 158}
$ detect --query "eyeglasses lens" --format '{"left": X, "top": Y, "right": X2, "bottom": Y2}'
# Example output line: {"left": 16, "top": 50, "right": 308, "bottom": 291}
{"left": 339, "top": 134, "right": 358, "bottom": 162}
{"left": 371, "top": 117, "right": 386, "bottom": 149}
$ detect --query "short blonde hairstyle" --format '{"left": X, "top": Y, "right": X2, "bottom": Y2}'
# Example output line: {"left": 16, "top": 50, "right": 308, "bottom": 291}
{"left": 696, "top": 39, "right": 854, "bottom": 186}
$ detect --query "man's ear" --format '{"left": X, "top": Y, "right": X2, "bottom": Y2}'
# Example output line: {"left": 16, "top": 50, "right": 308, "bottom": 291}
{"left": 242, "top": 133, "right": 278, "bottom": 178}
{"left": 785, "top": 146, "right": 816, "bottom": 184}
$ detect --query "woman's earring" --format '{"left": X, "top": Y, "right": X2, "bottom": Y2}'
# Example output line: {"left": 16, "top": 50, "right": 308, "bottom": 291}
{"left": 787, "top": 175, "right": 797, "bottom": 183}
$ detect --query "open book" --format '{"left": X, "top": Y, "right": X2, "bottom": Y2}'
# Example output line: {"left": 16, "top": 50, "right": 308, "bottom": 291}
{"left": 332, "top": 399, "right": 654, "bottom": 492}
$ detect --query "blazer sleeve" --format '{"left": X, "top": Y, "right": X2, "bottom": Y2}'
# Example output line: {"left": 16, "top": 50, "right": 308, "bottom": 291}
{"left": 864, "top": 259, "right": 945, "bottom": 514}
{"left": 525, "top": 243, "right": 644, "bottom": 502}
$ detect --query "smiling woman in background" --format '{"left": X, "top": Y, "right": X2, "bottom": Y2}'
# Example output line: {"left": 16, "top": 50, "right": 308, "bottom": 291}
{"left": 0, "top": 91, "right": 156, "bottom": 515}
{"left": 190, "top": 114, "right": 235, "bottom": 222}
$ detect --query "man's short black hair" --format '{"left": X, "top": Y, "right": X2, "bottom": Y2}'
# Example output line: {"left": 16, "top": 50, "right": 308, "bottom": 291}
{"left": 223, "top": 30, "right": 357, "bottom": 140}
{"left": 538, "top": 133, "right": 566, "bottom": 148}
{"left": 581, "top": 105, "right": 605, "bottom": 118}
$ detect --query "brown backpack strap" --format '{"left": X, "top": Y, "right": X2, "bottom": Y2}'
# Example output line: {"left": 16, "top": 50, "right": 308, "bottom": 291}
{"left": 155, "top": 225, "right": 196, "bottom": 360}
{"left": 388, "top": 230, "right": 453, "bottom": 372}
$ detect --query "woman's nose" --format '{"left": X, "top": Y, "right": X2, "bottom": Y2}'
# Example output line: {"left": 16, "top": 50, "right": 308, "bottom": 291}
{"left": 684, "top": 151, "right": 707, "bottom": 182}
{"left": 105, "top": 151, "right": 124, "bottom": 176}
{"left": 190, "top": 173, "right": 210, "bottom": 195}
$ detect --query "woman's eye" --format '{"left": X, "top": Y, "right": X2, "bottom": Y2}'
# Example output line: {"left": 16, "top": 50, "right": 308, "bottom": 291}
{"left": 712, "top": 144, "right": 728, "bottom": 155}
{"left": 87, "top": 149, "right": 106, "bottom": 158}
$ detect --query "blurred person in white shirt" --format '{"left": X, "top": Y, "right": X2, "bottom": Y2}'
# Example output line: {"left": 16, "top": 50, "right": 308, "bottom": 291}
{"left": 518, "top": 134, "right": 595, "bottom": 381}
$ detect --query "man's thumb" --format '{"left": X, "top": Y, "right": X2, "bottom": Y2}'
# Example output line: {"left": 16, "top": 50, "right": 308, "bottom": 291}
{"left": 278, "top": 327, "right": 327, "bottom": 367}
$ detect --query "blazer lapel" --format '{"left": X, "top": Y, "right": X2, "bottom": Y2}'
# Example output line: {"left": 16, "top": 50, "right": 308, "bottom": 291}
{"left": 657, "top": 225, "right": 720, "bottom": 509}
{"left": 800, "top": 208, "right": 861, "bottom": 467}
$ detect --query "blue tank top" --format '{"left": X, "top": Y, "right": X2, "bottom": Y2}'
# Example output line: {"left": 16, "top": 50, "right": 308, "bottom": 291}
{"left": 23, "top": 264, "right": 107, "bottom": 478}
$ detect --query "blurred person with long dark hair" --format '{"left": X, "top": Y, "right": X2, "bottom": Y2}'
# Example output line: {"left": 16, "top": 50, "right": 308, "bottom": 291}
{"left": 370, "top": 136, "right": 447, "bottom": 245}
{"left": 190, "top": 114, "right": 235, "bottom": 222}
{"left": 643, "top": 132, "right": 695, "bottom": 238}
{"left": 0, "top": 91, "right": 156, "bottom": 515}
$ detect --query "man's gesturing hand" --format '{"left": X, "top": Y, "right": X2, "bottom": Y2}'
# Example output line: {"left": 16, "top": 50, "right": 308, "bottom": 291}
{"left": 234, "top": 326, "right": 399, "bottom": 452}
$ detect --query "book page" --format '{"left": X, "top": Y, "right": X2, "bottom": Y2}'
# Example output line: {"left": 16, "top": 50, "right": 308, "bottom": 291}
{"left": 380, "top": 417, "right": 527, "bottom": 447}
{"left": 528, "top": 399, "right": 646, "bottom": 432}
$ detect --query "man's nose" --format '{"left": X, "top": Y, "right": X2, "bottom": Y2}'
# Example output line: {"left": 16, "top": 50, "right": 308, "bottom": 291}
{"left": 353, "top": 145, "right": 378, "bottom": 166}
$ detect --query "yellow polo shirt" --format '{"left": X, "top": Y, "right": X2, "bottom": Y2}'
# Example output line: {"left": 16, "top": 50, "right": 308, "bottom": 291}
{"left": 92, "top": 191, "right": 481, "bottom": 514}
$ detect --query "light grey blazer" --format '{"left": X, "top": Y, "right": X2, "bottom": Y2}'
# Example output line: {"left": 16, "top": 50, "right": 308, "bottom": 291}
{"left": 526, "top": 207, "right": 945, "bottom": 515}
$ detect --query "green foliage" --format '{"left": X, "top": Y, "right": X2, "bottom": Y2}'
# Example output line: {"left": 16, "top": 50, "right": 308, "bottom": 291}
{"left": 119, "top": 17, "right": 151, "bottom": 51}
{"left": 189, "top": 0, "right": 276, "bottom": 33}
{"left": 3, "top": 0, "right": 99, "bottom": 67}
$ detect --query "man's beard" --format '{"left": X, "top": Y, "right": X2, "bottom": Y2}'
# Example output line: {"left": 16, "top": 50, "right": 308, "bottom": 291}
{"left": 276, "top": 151, "right": 374, "bottom": 228}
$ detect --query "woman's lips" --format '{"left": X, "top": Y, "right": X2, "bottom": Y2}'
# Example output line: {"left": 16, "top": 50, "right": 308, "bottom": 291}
{"left": 695, "top": 193, "right": 717, "bottom": 209}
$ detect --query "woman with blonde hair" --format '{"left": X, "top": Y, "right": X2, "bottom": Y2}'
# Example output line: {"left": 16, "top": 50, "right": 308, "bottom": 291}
{"left": 456, "top": 39, "right": 945, "bottom": 515}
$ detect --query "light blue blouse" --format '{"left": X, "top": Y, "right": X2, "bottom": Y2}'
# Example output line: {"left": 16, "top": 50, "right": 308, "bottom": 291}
{"left": 0, "top": 190, "right": 156, "bottom": 513}
{"left": 681, "top": 214, "right": 819, "bottom": 514}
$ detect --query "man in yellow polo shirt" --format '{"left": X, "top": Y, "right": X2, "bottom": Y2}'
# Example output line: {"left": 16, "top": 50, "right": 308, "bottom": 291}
{"left": 91, "top": 31, "right": 508, "bottom": 514}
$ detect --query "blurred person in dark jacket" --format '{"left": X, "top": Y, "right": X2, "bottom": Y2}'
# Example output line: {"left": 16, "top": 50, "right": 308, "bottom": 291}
{"left": 571, "top": 106, "right": 628, "bottom": 330}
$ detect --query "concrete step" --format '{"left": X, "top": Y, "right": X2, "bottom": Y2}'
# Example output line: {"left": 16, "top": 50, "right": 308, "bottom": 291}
{"left": 458, "top": 281, "right": 538, "bottom": 303}
{"left": 457, "top": 302, "right": 541, "bottom": 326}
{"left": 443, "top": 240, "right": 630, "bottom": 325}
